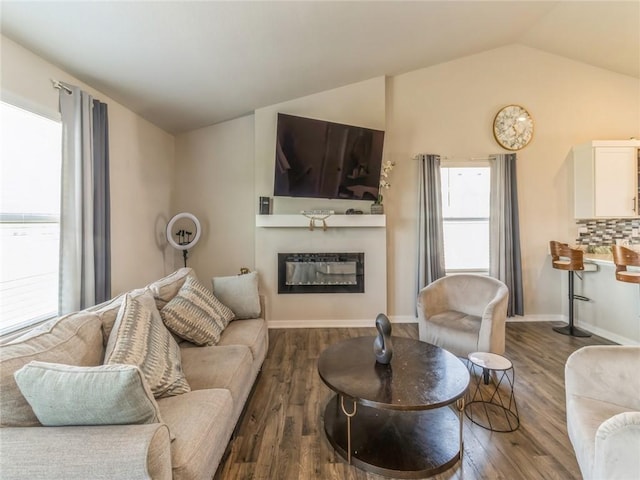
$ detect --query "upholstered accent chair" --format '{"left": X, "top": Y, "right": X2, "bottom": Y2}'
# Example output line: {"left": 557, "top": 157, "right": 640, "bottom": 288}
{"left": 417, "top": 274, "right": 509, "bottom": 358}
{"left": 565, "top": 345, "right": 640, "bottom": 480}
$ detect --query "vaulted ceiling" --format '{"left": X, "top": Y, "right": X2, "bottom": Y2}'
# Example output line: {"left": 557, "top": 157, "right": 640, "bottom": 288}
{"left": 2, "top": 1, "right": 638, "bottom": 133}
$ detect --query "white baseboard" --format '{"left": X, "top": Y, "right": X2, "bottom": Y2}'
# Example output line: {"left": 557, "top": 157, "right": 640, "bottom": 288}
{"left": 517, "top": 315, "right": 638, "bottom": 345}
{"left": 506, "top": 314, "right": 564, "bottom": 323}
{"left": 574, "top": 322, "right": 639, "bottom": 346}
{"left": 267, "top": 315, "right": 417, "bottom": 329}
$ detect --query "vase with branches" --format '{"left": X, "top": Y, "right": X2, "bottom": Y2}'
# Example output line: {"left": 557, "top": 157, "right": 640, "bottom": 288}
{"left": 371, "top": 160, "right": 395, "bottom": 213}
{"left": 375, "top": 160, "right": 395, "bottom": 204}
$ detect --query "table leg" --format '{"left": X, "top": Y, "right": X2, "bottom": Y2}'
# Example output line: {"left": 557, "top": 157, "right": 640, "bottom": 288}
{"left": 339, "top": 395, "right": 357, "bottom": 464}
{"left": 456, "top": 397, "right": 465, "bottom": 458}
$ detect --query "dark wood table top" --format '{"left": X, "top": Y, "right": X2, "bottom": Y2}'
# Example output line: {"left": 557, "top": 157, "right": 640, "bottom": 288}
{"left": 318, "top": 336, "right": 469, "bottom": 410}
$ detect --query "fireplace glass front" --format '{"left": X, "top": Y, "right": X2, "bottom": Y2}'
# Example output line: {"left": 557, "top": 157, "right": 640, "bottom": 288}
{"left": 278, "top": 252, "right": 364, "bottom": 294}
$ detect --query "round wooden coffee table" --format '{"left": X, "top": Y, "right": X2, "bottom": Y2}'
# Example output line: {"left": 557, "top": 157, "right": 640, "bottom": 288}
{"left": 318, "top": 336, "right": 469, "bottom": 478}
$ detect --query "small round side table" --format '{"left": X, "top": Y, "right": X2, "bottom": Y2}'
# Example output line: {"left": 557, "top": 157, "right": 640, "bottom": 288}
{"left": 465, "top": 352, "right": 520, "bottom": 432}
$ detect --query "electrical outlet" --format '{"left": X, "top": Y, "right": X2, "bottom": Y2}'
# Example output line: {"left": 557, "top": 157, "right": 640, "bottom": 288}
{"left": 632, "top": 228, "right": 639, "bottom": 238}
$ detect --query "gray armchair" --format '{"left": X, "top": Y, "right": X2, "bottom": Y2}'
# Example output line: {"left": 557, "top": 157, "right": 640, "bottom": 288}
{"left": 417, "top": 274, "right": 509, "bottom": 357}
{"left": 565, "top": 345, "right": 640, "bottom": 480}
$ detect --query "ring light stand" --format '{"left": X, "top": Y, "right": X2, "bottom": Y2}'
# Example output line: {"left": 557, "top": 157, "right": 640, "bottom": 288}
{"left": 166, "top": 213, "right": 201, "bottom": 267}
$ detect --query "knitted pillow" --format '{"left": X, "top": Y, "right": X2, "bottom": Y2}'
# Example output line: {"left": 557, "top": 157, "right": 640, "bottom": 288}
{"left": 104, "top": 291, "right": 190, "bottom": 398}
{"left": 14, "top": 361, "right": 164, "bottom": 426}
{"left": 160, "top": 275, "right": 234, "bottom": 346}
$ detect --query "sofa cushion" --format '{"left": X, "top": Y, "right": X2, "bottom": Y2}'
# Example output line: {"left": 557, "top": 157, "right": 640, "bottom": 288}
{"left": 218, "top": 318, "right": 268, "bottom": 364}
{"left": 156, "top": 389, "right": 235, "bottom": 480}
{"left": 14, "top": 361, "right": 163, "bottom": 426}
{"left": 423, "top": 310, "right": 481, "bottom": 357}
{"left": 211, "top": 271, "right": 260, "bottom": 321}
{"left": 105, "top": 291, "right": 190, "bottom": 398}
{"left": 147, "top": 267, "right": 195, "bottom": 310}
{"left": 160, "top": 276, "right": 232, "bottom": 346}
{"left": 88, "top": 287, "right": 147, "bottom": 346}
{"left": 0, "top": 311, "right": 103, "bottom": 427}
{"left": 180, "top": 344, "right": 253, "bottom": 399}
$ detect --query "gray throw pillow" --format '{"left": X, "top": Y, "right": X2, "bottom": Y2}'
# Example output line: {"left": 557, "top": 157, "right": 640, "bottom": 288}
{"left": 211, "top": 271, "right": 260, "bottom": 321}
{"left": 160, "top": 275, "right": 234, "bottom": 345}
{"left": 105, "top": 291, "right": 190, "bottom": 398}
{"left": 14, "top": 361, "right": 163, "bottom": 426}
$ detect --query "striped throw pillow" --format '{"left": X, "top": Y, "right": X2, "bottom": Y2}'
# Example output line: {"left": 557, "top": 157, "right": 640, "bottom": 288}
{"left": 105, "top": 291, "right": 190, "bottom": 398}
{"left": 160, "top": 275, "right": 235, "bottom": 346}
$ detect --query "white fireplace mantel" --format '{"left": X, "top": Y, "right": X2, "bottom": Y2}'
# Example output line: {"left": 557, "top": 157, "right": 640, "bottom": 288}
{"left": 255, "top": 214, "right": 386, "bottom": 228}
{"left": 254, "top": 213, "right": 387, "bottom": 325}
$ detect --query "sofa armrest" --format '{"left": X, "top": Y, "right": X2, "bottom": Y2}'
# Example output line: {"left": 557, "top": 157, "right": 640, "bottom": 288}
{"left": 565, "top": 346, "right": 640, "bottom": 409}
{"left": 593, "top": 412, "right": 640, "bottom": 479}
{"left": 0, "top": 423, "right": 172, "bottom": 480}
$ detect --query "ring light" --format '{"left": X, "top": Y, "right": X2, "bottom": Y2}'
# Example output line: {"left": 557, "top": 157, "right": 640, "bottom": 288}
{"left": 166, "top": 212, "right": 201, "bottom": 266}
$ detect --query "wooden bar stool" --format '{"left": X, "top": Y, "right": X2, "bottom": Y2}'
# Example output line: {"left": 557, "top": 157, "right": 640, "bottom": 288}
{"left": 612, "top": 245, "right": 640, "bottom": 284}
{"left": 549, "top": 241, "right": 592, "bottom": 337}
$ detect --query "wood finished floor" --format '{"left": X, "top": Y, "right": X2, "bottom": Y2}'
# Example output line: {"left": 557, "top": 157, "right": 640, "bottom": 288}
{"left": 215, "top": 322, "right": 614, "bottom": 480}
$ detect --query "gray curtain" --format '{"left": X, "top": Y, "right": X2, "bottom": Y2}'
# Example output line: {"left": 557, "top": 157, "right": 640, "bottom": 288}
{"left": 489, "top": 153, "right": 524, "bottom": 317}
{"left": 58, "top": 83, "right": 110, "bottom": 314}
{"left": 416, "top": 154, "right": 446, "bottom": 298}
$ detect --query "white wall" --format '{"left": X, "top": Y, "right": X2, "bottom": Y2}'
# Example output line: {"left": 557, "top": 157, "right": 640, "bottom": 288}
{"left": 385, "top": 44, "right": 640, "bottom": 318}
{"left": 0, "top": 35, "right": 176, "bottom": 295}
{"left": 173, "top": 115, "right": 256, "bottom": 281}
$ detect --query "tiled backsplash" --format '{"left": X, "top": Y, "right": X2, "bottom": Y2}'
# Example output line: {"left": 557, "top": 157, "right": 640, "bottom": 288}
{"left": 575, "top": 218, "right": 640, "bottom": 246}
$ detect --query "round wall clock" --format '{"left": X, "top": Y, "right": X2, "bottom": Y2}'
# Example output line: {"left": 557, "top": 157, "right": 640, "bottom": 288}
{"left": 493, "top": 105, "right": 534, "bottom": 151}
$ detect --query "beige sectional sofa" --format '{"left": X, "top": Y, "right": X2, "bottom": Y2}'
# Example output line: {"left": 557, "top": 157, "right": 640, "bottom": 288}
{"left": 0, "top": 267, "right": 268, "bottom": 479}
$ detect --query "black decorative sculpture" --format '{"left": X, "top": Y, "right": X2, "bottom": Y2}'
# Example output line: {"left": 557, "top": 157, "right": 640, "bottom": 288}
{"left": 373, "top": 313, "right": 393, "bottom": 364}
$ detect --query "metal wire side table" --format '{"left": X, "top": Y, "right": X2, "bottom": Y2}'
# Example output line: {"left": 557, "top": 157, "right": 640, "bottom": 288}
{"left": 465, "top": 352, "right": 520, "bottom": 432}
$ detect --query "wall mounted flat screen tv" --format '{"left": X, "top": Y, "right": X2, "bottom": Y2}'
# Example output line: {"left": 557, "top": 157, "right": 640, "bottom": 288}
{"left": 273, "top": 113, "right": 385, "bottom": 201}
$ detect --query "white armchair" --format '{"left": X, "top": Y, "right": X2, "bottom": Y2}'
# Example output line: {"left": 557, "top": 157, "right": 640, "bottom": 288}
{"left": 565, "top": 345, "right": 640, "bottom": 480}
{"left": 417, "top": 274, "right": 509, "bottom": 357}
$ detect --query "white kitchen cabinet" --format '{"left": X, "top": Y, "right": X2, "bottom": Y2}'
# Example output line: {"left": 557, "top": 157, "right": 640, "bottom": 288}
{"left": 574, "top": 140, "right": 640, "bottom": 218}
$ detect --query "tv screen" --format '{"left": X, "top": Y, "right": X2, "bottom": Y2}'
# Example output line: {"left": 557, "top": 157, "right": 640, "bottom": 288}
{"left": 273, "top": 113, "right": 385, "bottom": 201}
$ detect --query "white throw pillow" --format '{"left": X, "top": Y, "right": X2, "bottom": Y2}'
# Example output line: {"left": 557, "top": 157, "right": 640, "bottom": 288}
{"left": 105, "top": 291, "right": 190, "bottom": 398}
{"left": 211, "top": 271, "right": 261, "bottom": 321}
{"left": 14, "top": 361, "right": 163, "bottom": 426}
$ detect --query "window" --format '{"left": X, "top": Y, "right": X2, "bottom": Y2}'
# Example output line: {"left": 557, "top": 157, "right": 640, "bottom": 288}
{"left": 440, "top": 165, "right": 490, "bottom": 273}
{"left": 0, "top": 101, "right": 62, "bottom": 335}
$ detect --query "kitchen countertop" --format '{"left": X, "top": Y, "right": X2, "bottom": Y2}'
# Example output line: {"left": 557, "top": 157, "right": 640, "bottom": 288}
{"left": 573, "top": 245, "right": 640, "bottom": 266}
{"left": 583, "top": 253, "right": 614, "bottom": 265}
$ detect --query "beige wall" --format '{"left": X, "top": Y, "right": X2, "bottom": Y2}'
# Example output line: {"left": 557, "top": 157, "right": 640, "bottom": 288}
{"left": 1, "top": 35, "right": 176, "bottom": 296}
{"left": 173, "top": 115, "right": 256, "bottom": 281}
{"left": 5, "top": 35, "right": 638, "bottom": 323}
{"left": 385, "top": 44, "right": 640, "bottom": 318}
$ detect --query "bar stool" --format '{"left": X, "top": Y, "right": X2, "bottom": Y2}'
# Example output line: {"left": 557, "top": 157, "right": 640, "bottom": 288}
{"left": 549, "top": 241, "right": 593, "bottom": 337}
{"left": 612, "top": 245, "right": 640, "bottom": 284}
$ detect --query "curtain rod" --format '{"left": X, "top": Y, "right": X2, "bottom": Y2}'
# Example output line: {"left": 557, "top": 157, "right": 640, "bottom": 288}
{"left": 442, "top": 155, "right": 493, "bottom": 161}
{"left": 51, "top": 79, "right": 72, "bottom": 94}
{"left": 413, "top": 154, "right": 494, "bottom": 161}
